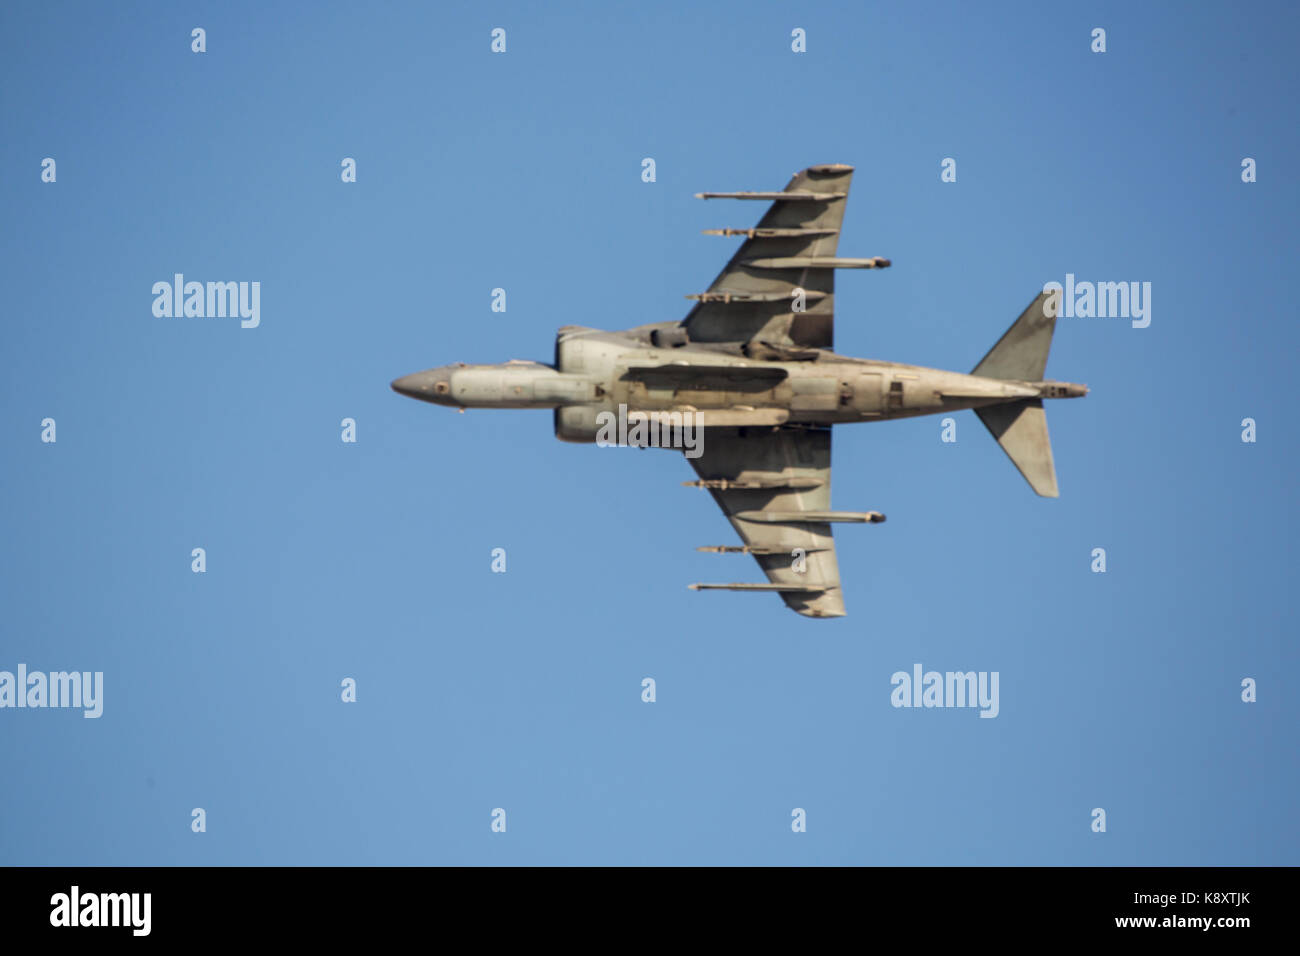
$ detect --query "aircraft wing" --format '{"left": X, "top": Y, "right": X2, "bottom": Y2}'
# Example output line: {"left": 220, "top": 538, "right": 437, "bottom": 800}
{"left": 684, "top": 164, "right": 882, "bottom": 351}
{"left": 687, "top": 426, "right": 876, "bottom": 618}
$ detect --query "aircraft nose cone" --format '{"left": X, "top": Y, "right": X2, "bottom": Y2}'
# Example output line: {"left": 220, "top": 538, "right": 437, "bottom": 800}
{"left": 390, "top": 372, "right": 427, "bottom": 398}
{"left": 390, "top": 367, "right": 454, "bottom": 404}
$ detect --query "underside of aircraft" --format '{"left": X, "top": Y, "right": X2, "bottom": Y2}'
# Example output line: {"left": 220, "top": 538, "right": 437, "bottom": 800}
{"left": 393, "top": 164, "right": 1087, "bottom": 617}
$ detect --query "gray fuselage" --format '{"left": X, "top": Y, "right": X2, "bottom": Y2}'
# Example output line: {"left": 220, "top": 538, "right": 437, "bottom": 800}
{"left": 390, "top": 324, "right": 1085, "bottom": 436}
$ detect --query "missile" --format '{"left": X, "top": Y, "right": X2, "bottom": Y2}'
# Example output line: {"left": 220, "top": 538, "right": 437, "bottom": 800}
{"left": 743, "top": 256, "right": 891, "bottom": 270}
{"left": 688, "top": 582, "right": 828, "bottom": 593}
{"left": 694, "top": 191, "right": 846, "bottom": 201}
{"left": 734, "top": 510, "right": 886, "bottom": 524}
{"left": 703, "top": 227, "right": 839, "bottom": 238}
{"left": 697, "top": 545, "right": 829, "bottom": 555}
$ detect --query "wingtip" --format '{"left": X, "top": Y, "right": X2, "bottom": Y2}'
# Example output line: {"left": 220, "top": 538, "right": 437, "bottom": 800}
{"left": 798, "top": 607, "right": 847, "bottom": 619}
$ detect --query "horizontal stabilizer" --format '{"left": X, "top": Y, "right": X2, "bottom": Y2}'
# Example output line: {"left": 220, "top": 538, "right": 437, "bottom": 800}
{"left": 973, "top": 291, "right": 1058, "bottom": 382}
{"left": 975, "top": 399, "right": 1059, "bottom": 497}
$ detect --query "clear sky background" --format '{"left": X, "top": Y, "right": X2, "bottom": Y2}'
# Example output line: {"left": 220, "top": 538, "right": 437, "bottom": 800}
{"left": 1, "top": 1, "right": 1296, "bottom": 865}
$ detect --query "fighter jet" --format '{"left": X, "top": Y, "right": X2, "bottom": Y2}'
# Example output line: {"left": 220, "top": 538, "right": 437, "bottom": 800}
{"left": 392, "top": 164, "right": 1087, "bottom": 618}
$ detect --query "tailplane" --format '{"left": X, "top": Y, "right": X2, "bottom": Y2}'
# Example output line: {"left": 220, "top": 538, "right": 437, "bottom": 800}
{"left": 974, "top": 399, "right": 1058, "bottom": 497}
{"left": 972, "top": 291, "right": 1063, "bottom": 498}
{"left": 972, "top": 290, "right": 1057, "bottom": 381}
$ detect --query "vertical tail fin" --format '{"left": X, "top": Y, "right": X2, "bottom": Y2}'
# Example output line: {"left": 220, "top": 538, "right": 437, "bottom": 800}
{"left": 973, "top": 291, "right": 1061, "bottom": 497}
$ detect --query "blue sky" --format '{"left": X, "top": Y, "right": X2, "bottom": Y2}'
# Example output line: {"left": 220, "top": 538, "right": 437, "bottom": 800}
{"left": 1, "top": 0, "right": 1296, "bottom": 865}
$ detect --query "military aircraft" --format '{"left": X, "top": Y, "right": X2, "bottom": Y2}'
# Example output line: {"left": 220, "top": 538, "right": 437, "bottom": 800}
{"left": 392, "top": 164, "right": 1087, "bottom": 618}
